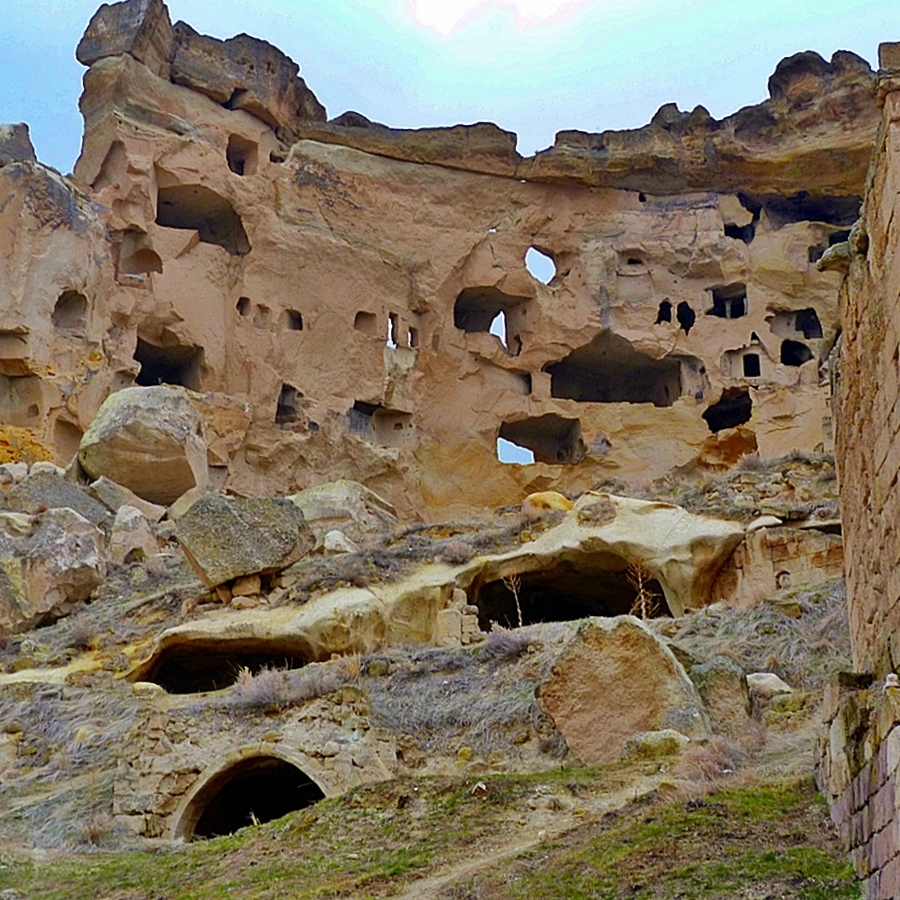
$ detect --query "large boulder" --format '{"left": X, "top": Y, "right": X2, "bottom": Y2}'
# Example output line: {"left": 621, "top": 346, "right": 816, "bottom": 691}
{"left": 7, "top": 470, "right": 109, "bottom": 527}
{"left": 78, "top": 386, "right": 208, "bottom": 506}
{"left": 288, "top": 480, "right": 398, "bottom": 540}
{"left": 176, "top": 494, "right": 314, "bottom": 588}
{"left": 537, "top": 616, "right": 710, "bottom": 765}
{"left": 0, "top": 508, "right": 106, "bottom": 633}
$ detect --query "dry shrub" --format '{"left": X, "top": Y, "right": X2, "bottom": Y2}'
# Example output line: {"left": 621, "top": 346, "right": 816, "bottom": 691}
{"left": 483, "top": 626, "right": 530, "bottom": 660}
{"left": 437, "top": 540, "right": 475, "bottom": 565}
{"left": 736, "top": 453, "right": 766, "bottom": 472}
{"left": 676, "top": 735, "right": 750, "bottom": 785}
{"left": 79, "top": 814, "right": 113, "bottom": 847}
{"left": 63, "top": 613, "right": 96, "bottom": 651}
{"left": 233, "top": 666, "right": 292, "bottom": 710}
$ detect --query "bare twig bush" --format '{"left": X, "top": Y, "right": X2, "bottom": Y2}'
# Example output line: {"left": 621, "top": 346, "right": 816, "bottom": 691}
{"left": 627, "top": 562, "right": 660, "bottom": 620}
{"left": 736, "top": 453, "right": 766, "bottom": 472}
{"left": 502, "top": 574, "right": 524, "bottom": 628}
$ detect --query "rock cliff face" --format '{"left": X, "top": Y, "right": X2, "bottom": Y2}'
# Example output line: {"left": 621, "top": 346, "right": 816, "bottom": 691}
{"left": 0, "top": 0, "right": 879, "bottom": 520}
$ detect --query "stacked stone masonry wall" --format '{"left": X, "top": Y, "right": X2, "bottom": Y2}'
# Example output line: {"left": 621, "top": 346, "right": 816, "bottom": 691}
{"left": 835, "top": 57, "right": 900, "bottom": 676}
{"left": 818, "top": 677, "right": 900, "bottom": 899}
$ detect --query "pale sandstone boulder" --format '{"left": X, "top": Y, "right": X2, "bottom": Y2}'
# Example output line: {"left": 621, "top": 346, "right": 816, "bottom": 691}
{"left": 288, "top": 480, "right": 398, "bottom": 540}
{"left": 109, "top": 505, "right": 159, "bottom": 564}
{"left": 747, "top": 672, "right": 793, "bottom": 697}
{"left": 537, "top": 617, "right": 709, "bottom": 765}
{"left": 175, "top": 494, "right": 314, "bottom": 588}
{"left": 322, "top": 530, "right": 359, "bottom": 555}
{"left": 87, "top": 476, "right": 166, "bottom": 522}
{"left": 78, "top": 386, "right": 208, "bottom": 505}
{"left": 0, "top": 508, "right": 106, "bottom": 632}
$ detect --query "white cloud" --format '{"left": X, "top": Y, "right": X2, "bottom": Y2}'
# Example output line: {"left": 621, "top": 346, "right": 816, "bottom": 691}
{"left": 405, "top": 0, "right": 590, "bottom": 35}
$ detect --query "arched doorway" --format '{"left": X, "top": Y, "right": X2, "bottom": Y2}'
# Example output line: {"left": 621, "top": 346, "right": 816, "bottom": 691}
{"left": 173, "top": 751, "right": 326, "bottom": 840}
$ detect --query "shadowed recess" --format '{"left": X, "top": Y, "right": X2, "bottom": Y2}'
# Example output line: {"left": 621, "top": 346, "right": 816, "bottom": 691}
{"left": 703, "top": 389, "right": 752, "bottom": 433}
{"left": 499, "top": 414, "right": 585, "bottom": 464}
{"left": 133, "top": 338, "right": 203, "bottom": 390}
{"left": 156, "top": 185, "right": 251, "bottom": 256}
{"left": 470, "top": 556, "right": 670, "bottom": 630}
{"left": 546, "top": 331, "right": 686, "bottom": 407}
{"left": 187, "top": 756, "right": 324, "bottom": 839}
{"left": 143, "top": 645, "right": 310, "bottom": 694}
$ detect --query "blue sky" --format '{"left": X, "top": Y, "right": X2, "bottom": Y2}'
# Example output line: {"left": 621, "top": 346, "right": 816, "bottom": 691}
{"left": 1, "top": 0, "right": 897, "bottom": 173}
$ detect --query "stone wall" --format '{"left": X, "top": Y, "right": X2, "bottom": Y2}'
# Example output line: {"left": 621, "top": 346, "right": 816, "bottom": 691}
{"left": 817, "top": 675, "right": 900, "bottom": 899}
{"left": 833, "top": 46, "right": 900, "bottom": 676}
{"left": 819, "top": 42, "right": 900, "bottom": 900}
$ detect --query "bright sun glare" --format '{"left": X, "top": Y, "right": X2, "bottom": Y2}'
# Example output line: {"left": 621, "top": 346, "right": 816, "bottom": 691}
{"left": 405, "top": 0, "right": 589, "bottom": 35}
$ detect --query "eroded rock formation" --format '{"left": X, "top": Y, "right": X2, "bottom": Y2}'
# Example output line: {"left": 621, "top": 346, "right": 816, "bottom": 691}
{"left": 0, "top": 0, "right": 878, "bottom": 520}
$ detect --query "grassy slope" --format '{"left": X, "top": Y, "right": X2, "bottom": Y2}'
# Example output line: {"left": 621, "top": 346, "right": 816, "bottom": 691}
{"left": 0, "top": 771, "right": 859, "bottom": 900}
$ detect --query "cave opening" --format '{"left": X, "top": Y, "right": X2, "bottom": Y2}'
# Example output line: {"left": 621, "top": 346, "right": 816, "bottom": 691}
{"left": 676, "top": 301, "right": 695, "bottom": 335}
{"left": 656, "top": 300, "right": 672, "bottom": 324}
{"left": 471, "top": 557, "right": 671, "bottom": 630}
{"left": 795, "top": 308, "right": 824, "bottom": 339}
{"left": 276, "top": 384, "right": 302, "bottom": 427}
{"left": 156, "top": 184, "right": 251, "bottom": 256}
{"left": 525, "top": 247, "right": 556, "bottom": 284}
{"left": 348, "top": 401, "right": 414, "bottom": 447}
{"left": 281, "top": 309, "right": 303, "bottom": 331}
{"left": 708, "top": 284, "right": 747, "bottom": 319}
{"left": 742, "top": 192, "right": 861, "bottom": 229}
{"left": 226, "top": 134, "right": 259, "bottom": 177}
{"left": 702, "top": 389, "right": 752, "bottom": 433}
{"left": 453, "top": 287, "right": 529, "bottom": 351}
{"left": 781, "top": 339, "right": 814, "bottom": 367}
{"left": 52, "top": 291, "right": 88, "bottom": 332}
{"left": 133, "top": 339, "right": 203, "bottom": 390}
{"left": 354, "top": 311, "right": 377, "bottom": 335}
{"left": 546, "top": 331, "right": 684, "bottom": 407}
{"left": 186, "top": 756, "right": 325, "bottom": 839}
{"left": 498, "top": 415, "right": 585, "bottom": 465}
{"left": 742, "top": 353, "right": 761, "bottom": 377}
{"left": 144, "top": 646, "right": 310, "bottom": 694}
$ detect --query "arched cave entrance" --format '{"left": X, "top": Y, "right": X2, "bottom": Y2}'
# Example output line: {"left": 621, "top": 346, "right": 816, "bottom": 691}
{"left": 470, "top": 555, "right": 671, "bottom": 631}
{"left": 180, "top": 755, "right": 325, "bottom": 839}
{"left": 142, "top": 643, "right": 310, "bottom": 694}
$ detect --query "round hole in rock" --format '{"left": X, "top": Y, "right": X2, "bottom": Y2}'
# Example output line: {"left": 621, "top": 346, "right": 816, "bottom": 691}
{"left": 525, "top": 247, "right": 556, "bottom": 284}
{"left": 143, "top": 646, "right": 309, "bottom": 694}
{"left": 187, "top": 756, "right": 324, "bottom": 839}
{"left": 470, "top": 557, "right": 670, "bottom": 631}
